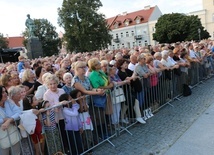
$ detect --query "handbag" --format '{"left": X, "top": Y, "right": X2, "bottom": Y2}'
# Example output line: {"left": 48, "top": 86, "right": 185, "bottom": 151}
{"left": 92, "top": 94, "right": 106, "bottom": 108}
{"left": 0, "top": 110, "right": 20, "bottom": 149}
{"left": 112, "top": 87, "right": 126, "bottom": 104}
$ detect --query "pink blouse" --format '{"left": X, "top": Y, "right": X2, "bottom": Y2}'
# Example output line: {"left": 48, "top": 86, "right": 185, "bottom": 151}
{"left": 43, "top": 88, "right": 65, "bottom": 123}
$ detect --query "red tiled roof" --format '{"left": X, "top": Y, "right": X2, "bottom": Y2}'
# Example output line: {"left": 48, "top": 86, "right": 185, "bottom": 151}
{"left": 106, "top": 16, "right": 118, "bottom": 28}
{"left": 106, "top": 6, "right": 155, "bottom": 30}
{"left": 5, "top": 36, "right": 25, "bottom": 48}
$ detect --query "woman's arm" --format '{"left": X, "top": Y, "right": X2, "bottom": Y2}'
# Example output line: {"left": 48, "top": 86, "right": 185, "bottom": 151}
{"left": 74, "top": 82, "right": 104, "bottom": 95}
{"left": 24, "top": 85, "right": 34, "bottom": 95}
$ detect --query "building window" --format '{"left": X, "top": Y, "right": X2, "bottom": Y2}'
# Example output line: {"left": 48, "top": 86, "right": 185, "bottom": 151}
{"left": 126, "top": 32, "right": 129, "bottom": 37}
{"left": 152, "top": 27, "right": 156, "bottom": 32}
{"left": 131, "top": 31, "right": 134, "bottom": 36}
{"left": 145, "top": 40, "right": 148, "bottom": 46}
{"left": 125, "top": 21, "right": 129, "bottom": 26}
{"left": 122, "top": 43, "right": 124, "bottom": 48}
{"left": 117, "top": 44, "right": 120, "bottom": 49}
{"left": 116, "top": 34, "right": 118, "bottom": 38}
{"left": 139, "top": 41, "right": 141, "bottom": 47}
{"left": 121, "top": 33, "right": 123, "bottom": 38}
{"left": 133, "top": 42, "right": 135, "bottom": 47}
{"left": 114, "top": 24, "right": 118, "bottom": 29}
{"left": 136, "top": 19, "right": 140, "bottom": 24}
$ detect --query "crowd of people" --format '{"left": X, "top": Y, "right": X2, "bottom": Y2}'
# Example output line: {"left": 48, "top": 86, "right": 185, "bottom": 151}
{"left": 0, "top": 40, "right": 214, "bottom": 155}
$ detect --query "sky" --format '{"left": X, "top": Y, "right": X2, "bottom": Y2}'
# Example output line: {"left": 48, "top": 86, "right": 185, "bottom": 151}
{"left": 0, "top": 0, "right": 202, "bottom": 37}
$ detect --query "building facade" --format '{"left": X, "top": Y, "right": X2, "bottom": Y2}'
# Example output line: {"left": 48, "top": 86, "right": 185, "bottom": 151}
{"left": 188, "top": 0, "right": 214, "bottom": 39}
{"left": 106, "top": 5, "right": 162, "bottom": 50}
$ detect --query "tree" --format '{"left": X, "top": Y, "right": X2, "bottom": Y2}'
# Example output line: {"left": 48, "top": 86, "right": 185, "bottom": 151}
{"left": 23, "top": 19, "right": 61, "bottom": 56}
{"left": 58, "top": 0, "right": 112, "bottom": 52}
{"left": 0, "top": 33, "right": 8, "bottom": 49}
{"left": 153, "top": 13, "right": 210, "bottom": 43}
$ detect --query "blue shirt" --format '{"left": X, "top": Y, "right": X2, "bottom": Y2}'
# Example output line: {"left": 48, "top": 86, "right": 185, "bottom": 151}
{"left": 71, "top": 76, "right": 91, "bottom": 104}
{"left": 17, "top": 61, "right": 24, "bottom": 73}
{"left": 62, "top": 85, "right": 74, "bottom": 95}
{"left": 0, "top": 99, "right": 21, "bottom": 125}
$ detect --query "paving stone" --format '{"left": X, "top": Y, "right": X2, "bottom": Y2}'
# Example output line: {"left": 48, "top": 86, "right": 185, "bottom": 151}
{"left": 92, "top": 78, "right": 214, "bottom": 155}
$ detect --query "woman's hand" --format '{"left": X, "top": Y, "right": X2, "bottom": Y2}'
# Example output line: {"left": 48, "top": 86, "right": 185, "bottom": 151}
{"left": 1, "top": 118, "right": 13, "bottom": 131}
{"left": 96, "top": 89, "right": 105, "bottom": 95}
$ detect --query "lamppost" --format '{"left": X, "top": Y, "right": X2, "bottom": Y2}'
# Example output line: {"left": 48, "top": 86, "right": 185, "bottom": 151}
{"left": 198, "top": 28, "right": 201, "bottom": 41}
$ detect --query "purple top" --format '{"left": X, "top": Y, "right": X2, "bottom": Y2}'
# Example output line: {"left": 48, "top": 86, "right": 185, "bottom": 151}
{"left": 63, "top": 103, "right": 82, "bottom": 131}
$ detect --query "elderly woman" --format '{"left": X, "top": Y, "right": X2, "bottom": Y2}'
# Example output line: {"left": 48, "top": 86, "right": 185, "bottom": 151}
{"left": 72, "top": 61, "right": 103, "bottom": 96}
{"left": 10, "top": 71, "right": 20, "bottom": 86}
{"left": 0, "top": 86, "right": 22, "bottom": 155}
{"left": 0, "top": 74, "right": 13, "bottom": 91}
{"left": 22, "top": 69, "right": 35, "bottom": 95}
{"left": 8, "top": 86, "right": 22, "bottom": 109}
{"left": 134, "top": 54, "right": 153, "bottom": 119}
{"left": 161, "top": 50, "right": 179, "bottom": 100}
{"left": 88, "top": 58, "right": 114, "bottom": 137}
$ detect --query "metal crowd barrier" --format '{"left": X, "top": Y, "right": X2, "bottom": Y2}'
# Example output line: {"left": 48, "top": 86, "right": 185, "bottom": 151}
{"left": 1, "top": 61, "right": 213, "bottom": 155}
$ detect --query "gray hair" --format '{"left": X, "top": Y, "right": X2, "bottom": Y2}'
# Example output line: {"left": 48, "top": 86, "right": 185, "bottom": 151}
{"left": 154, "top": 52, "right": 162, "bottom": 58}
{"left": 137, "top": 53, "right": 146, "bottom": 62}
{"left": 63, "top": 72, "right": 73, "bottom": 81}
{"left": 161, "top": 50, "right": 169, "bottom": 57}
{"left": 8, "top": 86, "right": 20, "bottom": 98}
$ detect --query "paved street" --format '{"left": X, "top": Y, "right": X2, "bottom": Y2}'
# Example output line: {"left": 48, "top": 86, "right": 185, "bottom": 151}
{"left": 93, "top": 77, "right": 214, "bottom": 155}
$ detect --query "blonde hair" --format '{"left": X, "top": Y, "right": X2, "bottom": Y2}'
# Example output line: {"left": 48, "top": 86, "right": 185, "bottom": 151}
{"left": 74, "top": 61, "right": 86, "bottom": 73}
{"left": 42, "top": 72, "right": 52, "bottom": 84}
{"left": 0, "top": 74, "right": 11, "bottom": 87}
{"left": 88, "top": 58, "right": 99, "bottom": 71}
{"left": 22, "top": 69, "right": 33, "bottom": 83}
{"left": 100, "top": 60, "right": 108, "bottom": 66}
{"left": 46, "top": 74, "right": 59, "bottom": 85}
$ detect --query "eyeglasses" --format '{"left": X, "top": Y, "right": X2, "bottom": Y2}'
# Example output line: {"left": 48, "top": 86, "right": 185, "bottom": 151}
{"left": 79, "top": 66, "right": 86, "bottom": 69}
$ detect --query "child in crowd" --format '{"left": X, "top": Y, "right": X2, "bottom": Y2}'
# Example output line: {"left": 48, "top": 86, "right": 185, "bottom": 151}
{"left": 60, "top": 91, "right": 83, "bottom": 155}
{"left": 62, "top": 72, "right": 74, "bottom": 94}
{"left": 23, "top": 95, "right": 45, "bottom": 155}
{"left": 74, "top": 91, "right": 94, "bottom": 152}
{"left": 39, "top": 100, "right": 62, "bottom": 155}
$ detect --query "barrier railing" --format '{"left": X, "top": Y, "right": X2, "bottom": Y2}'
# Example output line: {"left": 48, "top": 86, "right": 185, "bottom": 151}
{"left": 1, "top": 61, "right": 213, "bottom": 155}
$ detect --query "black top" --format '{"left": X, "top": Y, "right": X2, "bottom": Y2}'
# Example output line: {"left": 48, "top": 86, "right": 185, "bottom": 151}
{"left": 33, "top": 80, "right": 42, "bottom": 93}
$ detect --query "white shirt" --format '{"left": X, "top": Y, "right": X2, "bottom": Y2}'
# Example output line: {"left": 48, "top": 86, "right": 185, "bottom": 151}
{"left": 189, "top": 50, "right": 197, "bottom": 59}
{"left": 167, "top": 56, "right": 177, "bottom": 66}
{"left": 161, "top": 59, "right": 174, "bottom": 68}
{"left": 128, "top": 62, "right": 136, "bottom": 71}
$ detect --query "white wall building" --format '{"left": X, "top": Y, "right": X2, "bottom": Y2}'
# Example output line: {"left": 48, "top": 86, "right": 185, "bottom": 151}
{"left": 106, "top": 5, "right": 162, "bottom": 50}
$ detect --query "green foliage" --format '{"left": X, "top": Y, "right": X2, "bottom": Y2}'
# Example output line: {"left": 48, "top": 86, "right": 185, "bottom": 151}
{"left": 153, "top": 13, "right": 210, "bottom": 43}
{"left": 0, "top": 33, "right": 8, "bottom": 49}
{"left": 58, "top": 0, "right": 112, "bottom": 52}
{"left": 23, "top": 19, "right": 61, "bottom": 56}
